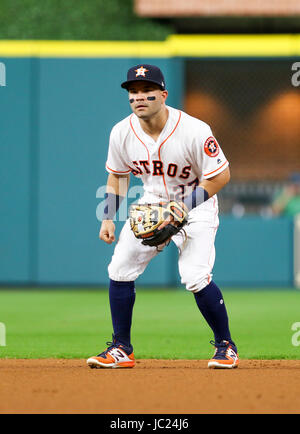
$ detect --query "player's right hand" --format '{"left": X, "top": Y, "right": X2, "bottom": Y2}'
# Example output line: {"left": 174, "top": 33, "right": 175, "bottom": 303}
{"left": 99, "top": 220, "right": 115, "bottom": 244}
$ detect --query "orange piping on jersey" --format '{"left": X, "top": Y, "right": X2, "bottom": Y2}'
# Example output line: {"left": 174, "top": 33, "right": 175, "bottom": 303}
{"left": 129, "top": 115, "right": 150, "bottom": 163}
{"left": 203, "top": 161, "right": 228, "bottom": 178}
{"left": 158, "top": 110, "right": 182, "bottom": 200}
{"left": 106, "top": 164, "right": 131, "bottom": 174}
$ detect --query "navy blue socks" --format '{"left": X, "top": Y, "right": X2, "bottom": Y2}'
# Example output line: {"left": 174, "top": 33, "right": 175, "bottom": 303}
{"left": 109, "top": 279, "right": 233, "bottom": 349}
{"left": 194, "top": 280, "right": 233, "bottom": 344}
{"left": 109, "top": 279, "right": 135, "bottom": 347}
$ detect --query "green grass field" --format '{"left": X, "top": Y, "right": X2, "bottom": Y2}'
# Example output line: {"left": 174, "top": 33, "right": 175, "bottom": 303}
{"left": 0, "top": 288, "right": 300, "bottom": 360}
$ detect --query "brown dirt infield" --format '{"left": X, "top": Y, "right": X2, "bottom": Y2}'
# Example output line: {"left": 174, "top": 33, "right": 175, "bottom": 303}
{"left": 0, "top": 359, "right": 299, "bottom": 414}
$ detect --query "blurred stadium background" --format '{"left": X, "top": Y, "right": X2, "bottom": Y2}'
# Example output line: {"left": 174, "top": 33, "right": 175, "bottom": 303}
{"left": 1, "top": 0, "right": 300, "bottom": 290}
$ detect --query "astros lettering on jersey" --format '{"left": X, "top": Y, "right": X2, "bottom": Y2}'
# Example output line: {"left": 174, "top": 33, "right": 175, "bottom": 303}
{"left": 106, "top": 105, "right": 229, "bottom": 204}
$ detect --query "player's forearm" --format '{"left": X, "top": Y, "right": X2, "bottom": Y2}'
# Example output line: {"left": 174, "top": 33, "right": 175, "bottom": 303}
{"left": 103, "top": 173, "right": 130, "bottom": 220}
{"left": 106, "top": 173, "right": 130, "bottom": 197}
{"left": 200, "top": 167, "right": 231, "bottom": 198}
{"left": 182, "top": 167, "right": 230, "bottom": 211}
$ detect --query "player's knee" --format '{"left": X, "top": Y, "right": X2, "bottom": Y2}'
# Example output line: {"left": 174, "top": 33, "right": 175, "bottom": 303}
{"left": 183, "top": 274, "right": 212, "bottom": 293}
{"left": 108, "top": 256, "right": 141, "bottom": 282}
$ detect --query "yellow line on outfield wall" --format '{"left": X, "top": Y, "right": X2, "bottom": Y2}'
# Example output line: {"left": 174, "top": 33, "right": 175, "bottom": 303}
{"left": 0, "top": 34, "right": 300, "bottom": 57}
{"left": 0, "top": 40, "right": 171, "bottom": 57}
{"left": 169, "top": 34, "right": 300, "bottom": 57}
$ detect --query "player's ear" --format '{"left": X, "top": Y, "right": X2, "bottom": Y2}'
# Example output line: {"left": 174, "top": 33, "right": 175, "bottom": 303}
{"left": 162, "top": 90, "right": 168, "bottom": 102}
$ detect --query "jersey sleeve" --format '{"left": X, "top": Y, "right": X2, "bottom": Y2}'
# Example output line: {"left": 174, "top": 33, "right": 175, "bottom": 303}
{"left": 196, "top": 123, "right": 229, "bottom": 180}
{"left": 105, "top": 125, "right": 131, "bottom": 175}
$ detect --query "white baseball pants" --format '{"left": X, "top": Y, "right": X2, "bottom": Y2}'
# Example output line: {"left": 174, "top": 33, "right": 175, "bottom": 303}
{"left": 108, "top": 197, "right": 219, "bottom": 292}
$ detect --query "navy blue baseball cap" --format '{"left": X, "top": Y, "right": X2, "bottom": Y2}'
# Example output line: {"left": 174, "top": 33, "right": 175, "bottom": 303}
{"left": 121, "top": 64, "right": 166, "bottom": 90}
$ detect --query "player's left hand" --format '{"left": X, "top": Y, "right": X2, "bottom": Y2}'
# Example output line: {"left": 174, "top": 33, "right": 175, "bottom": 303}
{"left": 129, "top": 200, "right": 188, "bottom": 247}
{"left": 158, "top": 214, "right": 177, "bottom": 230}
{"left": 158, "top": 200, "right": 186, "bottom": 230}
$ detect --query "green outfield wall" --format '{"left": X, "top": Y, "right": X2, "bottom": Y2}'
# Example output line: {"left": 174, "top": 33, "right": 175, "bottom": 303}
{"left": 0, "top": 37, "right": 298, "bottom": 287}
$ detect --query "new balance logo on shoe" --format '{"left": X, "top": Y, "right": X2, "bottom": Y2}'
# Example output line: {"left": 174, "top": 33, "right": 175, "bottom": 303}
{"left": 227, "top": 348, "right": 237, "bottom": 358}
{"left": 110, "top": 348, "right": 126, "bottom": 361}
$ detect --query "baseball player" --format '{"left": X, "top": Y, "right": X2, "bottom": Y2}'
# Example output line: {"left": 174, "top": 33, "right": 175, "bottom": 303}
{"left": 87, "top": 64, "right": 239, "bottom": 369}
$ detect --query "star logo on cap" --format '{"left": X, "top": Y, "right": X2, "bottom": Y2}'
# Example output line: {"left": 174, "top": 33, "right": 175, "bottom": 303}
{"left": 135, "top": 66, "right": 149, "bottom": 77}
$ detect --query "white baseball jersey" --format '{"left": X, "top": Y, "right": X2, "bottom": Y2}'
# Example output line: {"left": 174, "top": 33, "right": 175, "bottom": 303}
{"left": 106, "top": 105, "right": 229, "bottom": 208}
{"left": 106, "top": 105, "right": 229, "bottom": 291}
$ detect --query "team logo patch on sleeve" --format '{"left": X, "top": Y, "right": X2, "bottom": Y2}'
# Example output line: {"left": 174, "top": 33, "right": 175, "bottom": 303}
{"left": 204, "top": 137, "right": 220, "bottom": 157}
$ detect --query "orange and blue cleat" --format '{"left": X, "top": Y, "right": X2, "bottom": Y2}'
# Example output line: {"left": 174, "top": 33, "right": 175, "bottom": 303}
{"left": 87, "top": 338, "right": 135, "bottom": 369}
{"left": 208, "top": 340, "right": 239, "bottom": 369}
